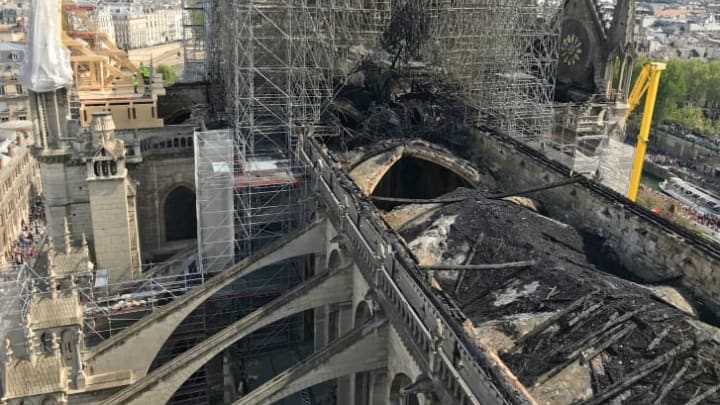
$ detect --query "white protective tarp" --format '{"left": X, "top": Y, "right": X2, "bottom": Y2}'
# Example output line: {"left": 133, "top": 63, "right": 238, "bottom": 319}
{"left": 21, "top": 0, "right": 73, "bottom": 92}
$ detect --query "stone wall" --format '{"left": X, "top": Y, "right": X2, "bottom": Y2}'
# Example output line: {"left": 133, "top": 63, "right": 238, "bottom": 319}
{"left": 128, "top": 154, "right": 195, "bottom": 261}
{"left": 39, "top": 160, "right": 94, "bottom": 250}
{"left": 651, "top": 128, "right": 720, "bottom": 161}
{"left": 88, "top": 177, "right": 138, "bottom": 283}
{"left": 157, "top": 82, "right": 209, "bottom": 124}
{"left": 470, "top": 129, "right": 720, "bottom": 317}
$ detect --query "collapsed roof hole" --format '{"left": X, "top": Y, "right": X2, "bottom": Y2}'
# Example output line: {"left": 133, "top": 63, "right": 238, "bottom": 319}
{"left": 372, "top": 156, "right": 472, "bottom": 210}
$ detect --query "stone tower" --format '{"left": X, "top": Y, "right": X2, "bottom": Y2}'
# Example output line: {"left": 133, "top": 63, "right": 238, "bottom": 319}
{"left": 86, "top": 112, "right": 142, "bottom": 283}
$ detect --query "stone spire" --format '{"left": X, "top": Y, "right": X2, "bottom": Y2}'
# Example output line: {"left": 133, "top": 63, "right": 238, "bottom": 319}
{"left": 64, "top": 217, "right": 72, "bottom": 254}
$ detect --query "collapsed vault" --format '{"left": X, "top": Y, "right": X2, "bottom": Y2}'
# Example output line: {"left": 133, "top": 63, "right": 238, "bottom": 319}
{"left": 319, "top": 63, "right": 720, "bottom": 405}
{"left": 343, "top": 148, "right": 720, "bottom": 404}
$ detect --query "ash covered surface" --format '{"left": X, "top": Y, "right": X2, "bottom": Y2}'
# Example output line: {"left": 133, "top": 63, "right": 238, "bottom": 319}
{"left": 397, "top": 188, "right": 720, "bottom": 404}
{"left": 320, "top": 60, "right": 720, "bottom": 404}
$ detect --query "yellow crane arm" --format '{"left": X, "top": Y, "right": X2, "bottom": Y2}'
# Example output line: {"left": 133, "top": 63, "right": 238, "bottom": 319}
{"left": 626, "top": 62, "right": 666, "bottom": 202}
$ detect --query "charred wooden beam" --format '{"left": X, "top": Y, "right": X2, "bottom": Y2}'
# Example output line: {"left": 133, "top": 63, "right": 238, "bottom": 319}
{"left": 535, "top": 323, "right": 636, "bottom": 387}
{"left": 652, "top": 359, "right": 690, "bottom": 405}
{"left": 423, "top": 260, "right": 536, "bottom": 272}
{"left": 565, "top": 309, "right": 644, "bottom": 356}
{"left": 686, "top": 384, "right": 720, "bottom": 405}
{"left": 487, "top": 175, "right": 585, "bottom": 200}
{"left": 514, "top": 292, "right": 597, "bottom": 348}
{"left": 576, "top": 340, "right": 694, "bottom": 405}
{"left": 453, "top": 233, "right": 484, "bottom": 295}
{"left": 369, "top": 196, "right": 469, "bottom": 204}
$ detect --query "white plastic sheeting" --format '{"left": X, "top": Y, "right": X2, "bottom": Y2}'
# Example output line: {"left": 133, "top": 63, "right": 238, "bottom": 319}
{"left": 21, "top": 0, "right": 73, "bottom": 92}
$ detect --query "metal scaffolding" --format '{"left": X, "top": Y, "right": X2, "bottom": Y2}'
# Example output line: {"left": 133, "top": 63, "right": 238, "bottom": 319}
{"left": 200, "top": 0, "right": 562, "bottom": 268}
{"left": 188, "top": 2, "right": 566, "bottom": 404}
{"left": 425, "top": 0, "right": 562, "bottom": 138}
{"left": 182, "top": 0, "right": 208, "bottom": 82}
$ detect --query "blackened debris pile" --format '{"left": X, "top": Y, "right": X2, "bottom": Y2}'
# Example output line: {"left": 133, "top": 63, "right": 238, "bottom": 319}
{"left": 398, "top": 189, "right": 720, "bottom": 404}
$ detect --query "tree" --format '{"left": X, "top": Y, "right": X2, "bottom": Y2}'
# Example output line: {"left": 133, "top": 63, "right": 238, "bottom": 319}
{"left": 629, "top": 57, "right": 720, "bottom": 137}
{"left": 630, "top": 57, "right": 684, "bottom": 124}
{"left": 156, "top": 64, "right": 177, "bottom": 86}
{"left": 655, "top": 59, "right": 687, "bottom": 124}
{"left": 668, "top": 105, "right": 706, "bottom": 132}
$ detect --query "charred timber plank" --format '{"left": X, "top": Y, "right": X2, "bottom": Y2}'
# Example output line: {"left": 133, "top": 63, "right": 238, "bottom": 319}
{"left": 581, "top": 323, "right": 637, "bottom": 363}
{"left": 574, "top": 340, "right": 694, "bottom": 405}
{"left": 652, "top": 360, "right": 690, "bottom": 405}
{"left": 566, "top": 309, "right": 644, "bottom": 355}
{"left": 370, "top": 176, "right": 584, "bottom": 204}
{"left": 487, "top": 175, "right": 585, "bottom": 199}
{"left": 648, "top": 328, "right": 670, "bottom": 351}
{"left": 369, "top": 196, "right": 469, "bottom": 204}
{"left": 535, "top": 302, "right": 604, "bottom": 355}
{"left": 535, "top": 324, "right": 636, "bottom": 387}
{"left": 687, "top": 384, "right": 720, "bottom": 405}
{"left": 514, "top": 292, "right": 596, "bottom": 348}
{"left": 653, "top": 358, "right": 676, "bottom": 396}
{"left": 568, "top": 303, "right": 604, "bottom": 328}
{"left": 453, "top": 233, "right": 484, "bottom": 295}
{"left": 423, "top": 261, "right": 537, "bottom": 272}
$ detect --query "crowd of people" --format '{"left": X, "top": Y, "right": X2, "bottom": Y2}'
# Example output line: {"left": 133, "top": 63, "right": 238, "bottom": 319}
{"left": 10, "top": 195, "right": 46, "bottom": 266}
{"left": 690, "top": 210, "right": 720, "bottom": 233}
{"left": 647, "top": 153, "right": 691, "bottom": 169}
{"left": 648, "top": 152, "right": 720, "bottom": 190}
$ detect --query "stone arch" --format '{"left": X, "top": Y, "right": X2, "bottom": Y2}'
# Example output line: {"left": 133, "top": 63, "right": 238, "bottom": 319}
{"left": 60, "top": 329, "right": 74, "bottom": 362}
{"left": 97, "top": 263, "right": 348, "bottom": 405}
{"left": 163, "top": 185, "right": 197, "bottom": 242}
{"left": 40, "top": 398, "right": 57, "bottom": 405}
{"left": 85, "top": 221, "right": 327, "bottom": 388}
{"left": 355, "top": 300, "right": 372, "bottom": 327}
{"left": 389, "top": 373, "right": 420, "bottom": 405}
{"left": 327, "top": 248, "right": 342, "bottom": 269}
{"left": 348, "top": 141, "right": 481, "bottom": 209}
{"left": 40, "top": 331, "right": 53, "bottom": 355}
{"left": 352, "top": 298, "right": 381, "bottom": 405}
{"left": 165, "top": 109, "right": 192, "bottom": 125}
{"left": 371, "top": 155, "right": 474, "bottom": 209}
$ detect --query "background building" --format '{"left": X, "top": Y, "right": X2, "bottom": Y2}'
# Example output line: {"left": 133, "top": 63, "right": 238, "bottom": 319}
{"left": 0, "top": 129, "right": 39, "bottom": 266}
{"left": 93, "top": 7, "right": 116, "bottom": 46}
{"left": 0, "top": 42, "right": 39, "bottom": 266}
{"left": 0, "top": 43, "right": 29, "bottom": 123}
{"left": 105, "top": 4, "right": 183, "bottom": 50}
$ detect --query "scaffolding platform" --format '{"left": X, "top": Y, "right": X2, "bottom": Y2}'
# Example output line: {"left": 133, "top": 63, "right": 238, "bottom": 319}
{"left": 234, "top": 159, "right": 302, "bottom": 188}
